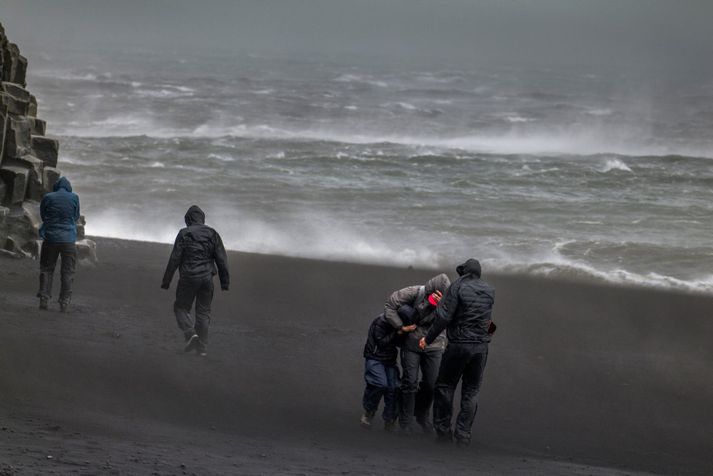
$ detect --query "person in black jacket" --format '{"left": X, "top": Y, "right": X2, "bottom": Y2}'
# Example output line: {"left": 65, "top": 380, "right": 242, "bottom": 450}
{"left": 360, "top": 305, "right": 417, "bottom": 431}
{"left": 161, "top": 205, "right": 230, "bottom": 356}
{"left": 419, "top": 258, "right": 495, "bottom": 445}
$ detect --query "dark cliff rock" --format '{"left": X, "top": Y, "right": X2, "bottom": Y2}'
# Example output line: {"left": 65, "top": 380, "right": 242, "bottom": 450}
{"left": 0, "top": 22, "right": 95, "bottom": 260}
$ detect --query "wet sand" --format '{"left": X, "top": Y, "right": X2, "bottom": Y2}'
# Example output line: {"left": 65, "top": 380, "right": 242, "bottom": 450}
{"left": 1, "top": 237, "right": 711, "bottom": 475}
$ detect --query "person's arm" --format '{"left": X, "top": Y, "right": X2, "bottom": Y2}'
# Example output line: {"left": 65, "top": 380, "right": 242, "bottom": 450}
{"left": 486, "top": 289, "right": 496, "bottom": 334}
{"left": 384, "top": 286, "right": 419, "bottom": 330}
{"left": 424, "top": 281, "right": 459, "bottom": 345}
{"left": 40, "top": 196, "right": 48, "bottom": 222}
{"left": 374, "top": 321, "right": 396, "bottom": 347}
{"left": 39, "top": 196, "right": 48, "bottom": 239}
{"left": 213, "top": 232, "right": 230, "bottom": 290}
{"left": 73, "top": 194, "right": 81, "bottom": 223}
{"left": 161, "top": 232, "right": 184, "bottom": 289}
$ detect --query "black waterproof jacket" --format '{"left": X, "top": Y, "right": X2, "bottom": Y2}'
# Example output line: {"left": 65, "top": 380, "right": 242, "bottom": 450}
{"left": 425, "top": 259, "right": 494, "bottom": 346}
{"left": 364, "top": 305, "right": 416, "bottom": 364}
{"left": 162, "top": 206, "right": 230, "bottom": 289}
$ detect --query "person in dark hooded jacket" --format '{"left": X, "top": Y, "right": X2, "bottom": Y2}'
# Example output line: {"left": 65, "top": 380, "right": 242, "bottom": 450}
{"left": 384, "top": 273, "right": 451, "bottom": 434}
{"left": 37, "top": 176, "right": 80, "bottom": 312}
{"left": 361, "top": 304, "right": 417, "bottom": 431}
{"left": 419, "top": 258, "right": 495, "bottom": 445}
{"left": 161, "top": 205, "right": 230, "bottom": 356}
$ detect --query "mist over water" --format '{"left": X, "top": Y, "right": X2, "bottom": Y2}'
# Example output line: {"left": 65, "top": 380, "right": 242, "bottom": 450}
{"left": 18, "top": 43, "right": 713, "bottom": 293}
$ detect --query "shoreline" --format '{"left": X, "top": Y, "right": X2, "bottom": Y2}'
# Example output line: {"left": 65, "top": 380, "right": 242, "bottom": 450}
{"left": 1, "top": 236, "right": 711, "bottom": 475}
{"left": 86, "top": 234, "right": 713, "bottom": 297}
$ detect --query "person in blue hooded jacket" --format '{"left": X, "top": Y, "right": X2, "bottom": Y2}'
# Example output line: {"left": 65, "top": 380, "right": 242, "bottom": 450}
{"left": 37, "top": 176, "right": 81, "bottom": 312}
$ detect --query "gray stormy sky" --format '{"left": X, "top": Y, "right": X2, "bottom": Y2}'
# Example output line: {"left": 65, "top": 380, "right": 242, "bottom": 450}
{"left": 1, "top": 0, "right": 712, "bottom": 73}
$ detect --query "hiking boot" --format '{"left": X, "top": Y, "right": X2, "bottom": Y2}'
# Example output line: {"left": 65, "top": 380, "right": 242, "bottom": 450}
{"left": 196, "top": 339, "right": 208, "bottom": 356}
{"left": 384, "top": 419, "right": 397, "bottom": 433}
{"left": 360, "top": 410, "right": 375, "bottom": 429}
{"left": 398, "top": 424, "right": 414, "bottom": 437}
{"left": 39, "top": 297, "right": 49, "bottom": 310}
{"left": 416, "top": 417, "right": 434, "bottom": 435}
{"left": 184, "top": 334, "right": 200, "bottom": 353}
{"left": 455, "top": 437, "right": 471, "bottom": 448}
{"left": 435, "top": 431, "right": 453, "bottom": 444}
{"left": 59, "top": 300, "right": 70, "bottom": 313}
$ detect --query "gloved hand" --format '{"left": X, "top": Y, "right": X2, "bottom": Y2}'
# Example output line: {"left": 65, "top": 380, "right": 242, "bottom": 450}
{"left": 427, "top": 290, "right": 443, "bottom": 307}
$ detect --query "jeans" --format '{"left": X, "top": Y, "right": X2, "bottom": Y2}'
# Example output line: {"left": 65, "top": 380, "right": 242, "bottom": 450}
{"left": 399, "top": 348, "right": 443, "bottom": 429}
{"left": 37, "top": 241, "right": 77, "bottom": 303}
{"left": 362, "top": 359, "right": 400, "bottom": 422}
{"left": 433, "top": 343, "right": 488, "bottom": 442}
{"left": 174, "top": 277, "right": 214, "bottom": 348}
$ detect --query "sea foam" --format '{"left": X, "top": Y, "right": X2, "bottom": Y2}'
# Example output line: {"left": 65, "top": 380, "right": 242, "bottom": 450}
{"left": 599, "top": 158, "right": 633, "bottom": 173}
{"left": 51, "top": 116, "right": 713, "bottom": 159}
{"left": 81, "top": 205, "right": 713, "bottom": 295}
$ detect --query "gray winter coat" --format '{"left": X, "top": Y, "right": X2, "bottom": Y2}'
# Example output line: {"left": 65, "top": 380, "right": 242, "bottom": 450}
{"left": 384, "top": 273, "right": 451, "bottom": 353}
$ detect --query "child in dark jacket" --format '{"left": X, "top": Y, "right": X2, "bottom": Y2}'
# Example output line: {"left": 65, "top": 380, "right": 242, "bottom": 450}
{"left": 360, "top": 305, "right": 417, "bottom": 431}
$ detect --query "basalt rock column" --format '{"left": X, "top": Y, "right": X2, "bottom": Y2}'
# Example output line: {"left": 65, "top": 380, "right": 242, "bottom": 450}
{"left": 0, "top": 22, "right": 95, "bottom": 262}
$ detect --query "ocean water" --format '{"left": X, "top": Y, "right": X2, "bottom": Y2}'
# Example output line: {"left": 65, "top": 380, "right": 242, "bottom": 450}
{"left": 24, "top": 49, "right": 713, "bottom": 292}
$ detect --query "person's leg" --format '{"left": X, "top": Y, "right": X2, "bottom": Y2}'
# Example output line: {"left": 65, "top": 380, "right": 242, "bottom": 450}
{"left": 174, "top": 278, "right": 199, "bottom": 341}
{"left": 415, "top": 348, "right": 443, "bottom": 430}
{"left": 432, "top": 343, "right": 468, "bottom": 440}
{"left": 398, "top": 349, "right": 420, "bottom": 431}
{"left": 58, "top": 243, "right": 77, "bottom": 310}
{"left": 362, "top": 359, "right": 388, "bottom": 428}
{"left": 454, "top": 348, "right": 489, "bottom": 445}
{"left": 382, "top": 364, "right": 401, "bottom": 427}
{"left": 194, "top": 278, "right": 214, "bottom": 353}
{"left": 37, "top": 241, "right": 60, "bottom": 306}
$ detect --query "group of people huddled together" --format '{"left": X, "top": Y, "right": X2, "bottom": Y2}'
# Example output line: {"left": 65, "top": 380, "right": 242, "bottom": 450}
{"left": 361, "top": 259, "right": 495, "bottom": 446}
{"left": 35, "top": 175, "right": 494, "bottom": 446}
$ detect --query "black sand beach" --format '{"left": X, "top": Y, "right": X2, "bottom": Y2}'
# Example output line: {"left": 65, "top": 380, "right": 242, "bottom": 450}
{"left": 1, "top": 237, "right": 712, "bottom": 475}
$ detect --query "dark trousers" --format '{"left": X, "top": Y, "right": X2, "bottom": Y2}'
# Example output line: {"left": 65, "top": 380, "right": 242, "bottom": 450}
{"left": 174, "top": 277, "right": 214, "bottom": 347}
{"left": 37, "top": 241, "right": 77, "bottom": 303}
{"left": 399, "top": 348, "right": 443, "bottom": 429}
{"left": 433, "top": 343, "right": 488, "bottom": 442}
{"left": 362, "top": 359, "right": 400, "bottom": 422}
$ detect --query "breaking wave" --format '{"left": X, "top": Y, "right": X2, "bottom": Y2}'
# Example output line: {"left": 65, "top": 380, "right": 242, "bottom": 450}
{"left": 598, "top": 157, "right": 633, "bottom": 173}
{"left": 51, "top": 116, "right": 713, "bottom": 159}
{"left": 334, "top": 73, "right": 390, "bottom": 88}
{"left": 83, "top": 208, "right": 713, "bottom": 295}
{"left": 493, "top": 259, "right": 713, "bottom": 294}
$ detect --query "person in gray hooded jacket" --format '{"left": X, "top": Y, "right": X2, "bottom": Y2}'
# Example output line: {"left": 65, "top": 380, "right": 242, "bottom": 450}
{"left": 384, "top": 273, "right": 451, "bottom": 434}
{"left": 161, "top": 205, "right": 230, "bottom": 356}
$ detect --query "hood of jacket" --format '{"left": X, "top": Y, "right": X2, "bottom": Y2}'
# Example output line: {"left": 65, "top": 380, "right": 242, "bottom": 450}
{"left": 456, "top": 258, "right": 481, "bottom": 278}
{"left": 424, "top": 273, "right": 451, "bottom": 295}
{"left": 53, "top": 176, "right": 72, "bottom": 193}
{"left": 397, "top": 305, "right": 417, "bottom": 326}
{"left": 184, "top": 205, "right": 206, "bottom": 226}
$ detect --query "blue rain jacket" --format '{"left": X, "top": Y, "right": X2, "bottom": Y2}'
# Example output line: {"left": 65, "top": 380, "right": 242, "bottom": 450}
{"left": 39, "top": 177, "right": 80, "bottom": 243}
